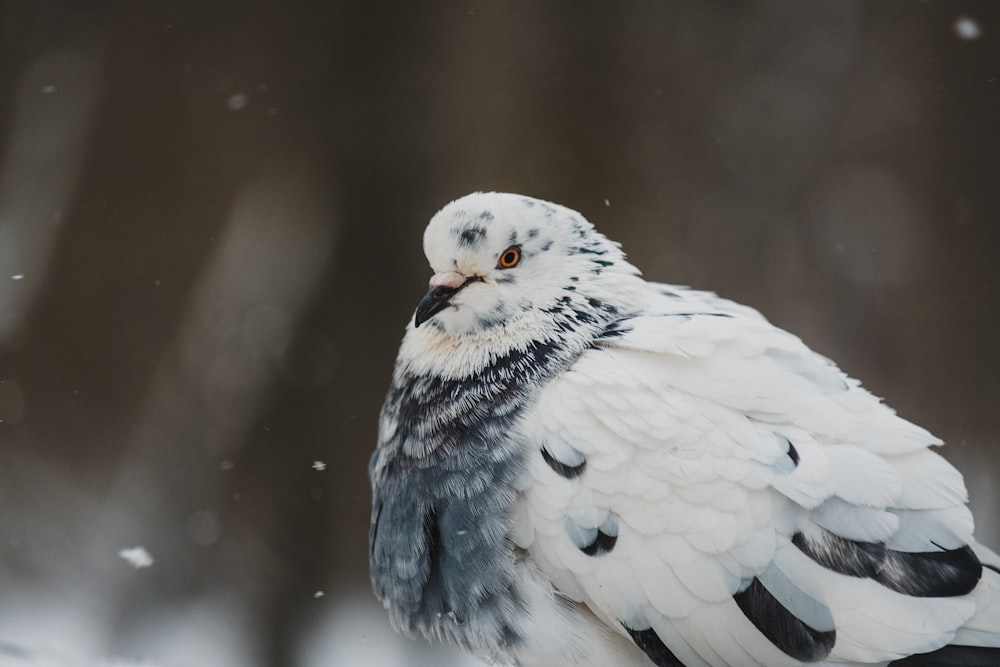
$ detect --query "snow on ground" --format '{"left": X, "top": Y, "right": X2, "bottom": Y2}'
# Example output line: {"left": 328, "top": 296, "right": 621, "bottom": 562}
{"left": 0, "top": 585, "right": 484, "bottom": 667}
{"left": 0, "top": 585, "right": 254, "bottom": 667}
{"left": 298, "top": 592, "right": 485, "bottom": 667}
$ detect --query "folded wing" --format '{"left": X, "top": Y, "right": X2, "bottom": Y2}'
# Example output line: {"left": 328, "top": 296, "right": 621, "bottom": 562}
{"left": 513, "top": 286, "right": 994, "bottom": 667}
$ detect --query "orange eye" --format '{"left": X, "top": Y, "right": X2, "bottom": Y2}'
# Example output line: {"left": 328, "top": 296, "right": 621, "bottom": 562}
{"left": 497, "top": 246, "right": 521, "bottom": 269}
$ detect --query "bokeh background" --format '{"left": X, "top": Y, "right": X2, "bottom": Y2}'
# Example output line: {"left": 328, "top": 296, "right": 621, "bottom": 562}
{"left": 0, "top": 1, "right": 998, "bottom": 666}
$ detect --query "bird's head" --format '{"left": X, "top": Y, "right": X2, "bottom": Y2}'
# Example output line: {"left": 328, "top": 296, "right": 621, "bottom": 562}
{"left": 405, "top": 193, "right": 643, "bottom": 363}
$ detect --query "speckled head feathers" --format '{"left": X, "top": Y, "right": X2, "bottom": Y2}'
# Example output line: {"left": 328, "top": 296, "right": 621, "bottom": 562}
{"left": 414, "top": 192, "right": 641, "bottom": 341}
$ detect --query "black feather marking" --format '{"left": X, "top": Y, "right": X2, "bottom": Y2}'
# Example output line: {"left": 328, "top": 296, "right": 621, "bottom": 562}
{"left": 475, "top": 309, "right": 509, "bottom": 330}
{"left": 541, "top": 446, "right": 585, "bottom": 479}
{"left": 414, "top": 504, "right": 471, "bottom": 626}
{"left": 458, "top": 225, "right": 487, "bottom": 247}
{"left": 594, "top": 318, "right": 633, "bottom": 341}
{"left": 567, "top": 514, "right": 619, "bottom": 557}
{"left": 370, "top": 501, "right": 382, "bottom": 559}
{"left": 883, "top": 545, "right": 982, "bottom": 597}
{"left": 734, "top": 577, "right": 836, "bottom": 661}
{"left": 792, "top": 531, "right": 881, "bottom": 578}
{"left": 622, "top": 625, "right": 685, "bottom": 667}
{"left": 580, "top": 528, "right": 617, "bottom": 556}
{"left": 792, "top": 531, "right": 982, "bottom": 597}
{"left": 887, "top": 645, "right": 1000, "bottom": 666}
{"left": 423, "top": 506, "right": 441, "bottom": 575}
{"left": 984, "top": 563, "right": 1000, "bottom": 575}
{"left": 785, "top": 438, "right": 800, "bottom": 467}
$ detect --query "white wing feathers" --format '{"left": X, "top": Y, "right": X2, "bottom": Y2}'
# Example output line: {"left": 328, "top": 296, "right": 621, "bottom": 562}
{"left": 513, "top": 286, "right": 985, "bottom": 666}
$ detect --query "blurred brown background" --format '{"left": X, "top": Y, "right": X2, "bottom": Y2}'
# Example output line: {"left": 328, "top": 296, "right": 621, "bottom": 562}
{"left": 0, "top": 1, "right": 997, "bottom": 666}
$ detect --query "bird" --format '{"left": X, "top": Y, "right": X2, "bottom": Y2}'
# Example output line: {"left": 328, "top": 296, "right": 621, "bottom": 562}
{"left": 368, "top": 192, "right": 1000, "bottom": 667}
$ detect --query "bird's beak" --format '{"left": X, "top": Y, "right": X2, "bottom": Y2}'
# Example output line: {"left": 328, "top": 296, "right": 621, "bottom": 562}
{"left": 414, "top": 271, "right": 475, "bottom": 328}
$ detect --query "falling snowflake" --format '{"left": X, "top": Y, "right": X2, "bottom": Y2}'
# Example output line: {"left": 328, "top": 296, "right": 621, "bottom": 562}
{"left": 118, "top": 546, "right": 154, "bottom": 569}
{"left": 312, "top": 460, "right": 327, "bottom": 471}
{"left": 227, "top": 92, "right": 249, "bottom": 110}
{"left": 954, "top": 16, "right": 982, "bottom": 40}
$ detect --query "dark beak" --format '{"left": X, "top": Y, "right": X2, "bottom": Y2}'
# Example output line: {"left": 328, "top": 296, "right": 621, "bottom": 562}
{"left": 414, "top": 284, "right": 461, "bottom": 328}
{"left": 418, "top": 274, "right": 488, "bottom": 327}
{"left": 414, "top": 272, "right": 481, "bottom": 328}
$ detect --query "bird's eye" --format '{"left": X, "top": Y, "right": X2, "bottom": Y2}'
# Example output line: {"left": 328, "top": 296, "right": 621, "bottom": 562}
{"left": 497, "top": 246, "right": 521, "bottom": 269}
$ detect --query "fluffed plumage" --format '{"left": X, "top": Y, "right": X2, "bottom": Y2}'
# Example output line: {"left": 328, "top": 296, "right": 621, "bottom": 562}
{"left": 369, "top": 192, "right": 1000, "bottom": 667}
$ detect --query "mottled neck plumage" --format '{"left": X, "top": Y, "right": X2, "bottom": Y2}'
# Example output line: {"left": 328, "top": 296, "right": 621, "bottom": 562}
{"left": 369, "top": 320, "right": 604, "bottom": 656}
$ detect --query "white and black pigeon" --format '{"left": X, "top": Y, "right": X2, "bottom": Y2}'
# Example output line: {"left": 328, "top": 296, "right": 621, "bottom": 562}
{"left": 369, "top": 192, "right": 1000, "bottom": 667}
